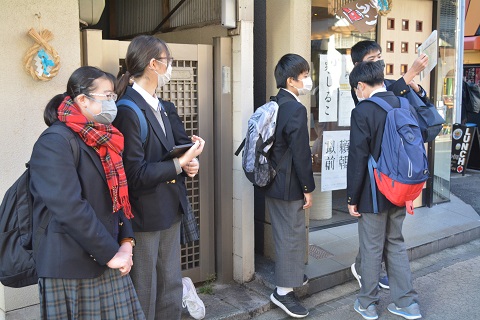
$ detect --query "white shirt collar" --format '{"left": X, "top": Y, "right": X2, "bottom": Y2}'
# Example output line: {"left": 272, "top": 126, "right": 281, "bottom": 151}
{"left": 369, "top": 87, "right": 387, "bottom": 97}
{"left": 281, "top": 88, "right": 301, "bottom": 102}
{"left": 132, "top": 82, "right": 160, "bottom": 111}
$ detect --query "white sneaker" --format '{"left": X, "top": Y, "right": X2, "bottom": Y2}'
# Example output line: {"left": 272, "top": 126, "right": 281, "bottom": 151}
{"left": 182, "top": 277, "right": 206, "bottom": 319}
{"left": 351, "top": 263, "right": 362, "bottom": 288}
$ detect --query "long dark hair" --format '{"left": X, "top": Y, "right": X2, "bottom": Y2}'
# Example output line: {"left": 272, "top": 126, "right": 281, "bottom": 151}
{"left": 44, "top": 66, "right": 115, "bottom": 126}
{"left": 116, "top": 35, "right": 170, "bottom": 98}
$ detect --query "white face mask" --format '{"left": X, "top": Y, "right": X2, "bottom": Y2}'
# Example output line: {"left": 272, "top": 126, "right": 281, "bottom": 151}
{"left": 356, "top": 86, "right": 365, "bottom": 102}
{"left": 295, "top": 76, "right": 313, "bottom": 96}
{"left": 154, "top": 60, "right": 172, "bottom": 88}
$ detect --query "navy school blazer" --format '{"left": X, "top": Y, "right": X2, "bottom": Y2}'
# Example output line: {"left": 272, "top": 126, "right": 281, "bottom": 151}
{"left": 29, "top": 121, "right": 134, "bottom": 279}
{"left": 263, "top": 89, "right": 315, "bottom": 201}
{"left": 113, "top": 86, "right": 192, "bottom": 232}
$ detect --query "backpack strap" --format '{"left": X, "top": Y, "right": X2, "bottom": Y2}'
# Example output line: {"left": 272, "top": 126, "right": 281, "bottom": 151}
{"left": 46, "top": 124, "right": 80, "bottom": 167}
{"left": 117, "top": 99, "right": 148, "bottom": 144}
{"left": 33, "top": 124, "right": 80, "bottom": 252}
{"left": 362, "top": 96, "right": 397, "bottom": 214}
{"left": 366, "top": 96, "right": 395, "bottom": 112}
{"left": 368, "top": 156, "right": 379, "bottom": 214}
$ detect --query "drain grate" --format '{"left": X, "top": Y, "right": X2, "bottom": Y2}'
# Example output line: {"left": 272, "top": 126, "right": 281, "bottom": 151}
{"left": 308, "top": 244, "right": 334, "bottom": 260}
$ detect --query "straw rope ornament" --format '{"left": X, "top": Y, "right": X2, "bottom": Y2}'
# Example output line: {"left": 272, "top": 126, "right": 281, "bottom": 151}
{"left": 23, "top": 28, "right": 61, "bottom": 81}
{"left": 376, "top": 0, "right": 393, "bottom": 16}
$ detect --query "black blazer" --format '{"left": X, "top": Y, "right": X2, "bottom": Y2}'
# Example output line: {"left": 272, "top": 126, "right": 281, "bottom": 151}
{"left": 113, "top": 86, "right": 191, "bottom": 232}
{"left": 351, "top": 77, "right": 428, "bottom": 105}
{"left": 346, "top": 91, "right": 400, "bottom": 213}
{"left": 264, "top": 89, "right": 315, "bottom": 201}
{"left": 29, "top": 122, "right": 134, "bottom": 279}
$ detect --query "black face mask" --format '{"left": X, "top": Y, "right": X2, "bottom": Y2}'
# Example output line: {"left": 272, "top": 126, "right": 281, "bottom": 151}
{"left": 376, "top": 59, "right": 386, "bottom": 69}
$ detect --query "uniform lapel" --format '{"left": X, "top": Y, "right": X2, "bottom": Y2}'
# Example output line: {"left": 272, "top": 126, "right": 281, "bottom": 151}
{"left": 159, "top": 101, "right": 175, "bottom": 146}
{"left": 125, "top": 87, "right": 173, "bottom": 151}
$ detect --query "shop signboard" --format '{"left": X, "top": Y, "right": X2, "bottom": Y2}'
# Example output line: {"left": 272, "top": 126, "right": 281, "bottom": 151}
{"left": 335, "top": 0, "right": 378, "bottom": 33}
{"left": 451, "top": 123, "right": 479, "bottom": 175}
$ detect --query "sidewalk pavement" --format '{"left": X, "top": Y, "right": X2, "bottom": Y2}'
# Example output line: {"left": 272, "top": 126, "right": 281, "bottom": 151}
{"left": 6, "top": 194, "right": 480, "bottom": 320}
{"left": 186, "top": 193, "right": 480, "bottom": 320}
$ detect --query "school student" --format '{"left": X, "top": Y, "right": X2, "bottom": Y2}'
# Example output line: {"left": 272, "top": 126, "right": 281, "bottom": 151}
{"left": 348, "top": 61, "right": 422, "bottom": 320}
{"left": 30, "top": 66, "right": 145, "bottom": 319}
{"left": 114, "top": 35, "right": 205, "bottom": 320}
{"left": 264, "top": 53, "right": 315, "bottom": 318}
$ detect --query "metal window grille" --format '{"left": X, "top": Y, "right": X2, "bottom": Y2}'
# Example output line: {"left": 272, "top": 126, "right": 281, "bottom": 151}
{"left": 158, "top": 59, "right": 201, "bottom": 270}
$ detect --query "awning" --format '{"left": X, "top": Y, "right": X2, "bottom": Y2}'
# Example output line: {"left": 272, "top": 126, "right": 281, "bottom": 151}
{"left": 465, "top": 36, "right": 480, "bottom": 50}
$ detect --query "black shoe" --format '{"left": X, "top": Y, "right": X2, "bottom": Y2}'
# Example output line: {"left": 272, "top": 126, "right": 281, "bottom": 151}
{"left": 270, "top": 289, "right": 309, "bottom": 318}
{"left": 303, "top": 274, "right": 309, "bottom": 286}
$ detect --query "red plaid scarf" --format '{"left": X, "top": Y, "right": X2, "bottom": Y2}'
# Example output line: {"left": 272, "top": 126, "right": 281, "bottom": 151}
{"left": 57, "top": 96, "right": 133, "bottom": 219}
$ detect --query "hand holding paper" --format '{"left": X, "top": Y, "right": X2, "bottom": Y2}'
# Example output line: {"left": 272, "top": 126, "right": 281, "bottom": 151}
{"left": 417, "top": 30, "right": 438, "bottom": 80}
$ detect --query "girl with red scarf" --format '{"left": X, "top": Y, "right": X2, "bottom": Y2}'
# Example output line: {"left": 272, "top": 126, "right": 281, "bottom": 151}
{"left": 29, "top": 66, "right": 145, "bottom": 319}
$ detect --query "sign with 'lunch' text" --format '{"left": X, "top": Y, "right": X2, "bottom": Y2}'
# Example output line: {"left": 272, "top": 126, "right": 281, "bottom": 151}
{"left": 451, "top": 124, "right": 478, "bottom": 174}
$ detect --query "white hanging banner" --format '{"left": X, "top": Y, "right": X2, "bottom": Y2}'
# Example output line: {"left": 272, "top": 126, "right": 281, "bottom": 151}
{"left": 319, "top": 54, "right": 340, "bottom": 123}
{"left": 338, "top": 90, "right": 356, "bottom": 127}
{"left": 321, "top": 130, "right": 350, "bottom": 191}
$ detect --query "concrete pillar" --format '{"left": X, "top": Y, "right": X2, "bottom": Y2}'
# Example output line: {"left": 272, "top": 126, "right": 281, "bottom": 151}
{"left": 231, "top": 0, "right": 255, "bottom": 283}
{"left": 259, "top": 0, "right": 312, "bottom": 261}
{"left": 0, "top": 0, "right": 81, "bottom": 317}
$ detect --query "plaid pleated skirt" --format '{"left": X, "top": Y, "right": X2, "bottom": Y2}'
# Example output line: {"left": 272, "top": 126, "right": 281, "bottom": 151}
{"left": 38, "top": 268, "right": 145, "bottom": 320}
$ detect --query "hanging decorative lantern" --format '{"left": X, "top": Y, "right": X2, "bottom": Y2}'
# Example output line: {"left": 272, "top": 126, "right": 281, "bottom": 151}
{"left": 23, "top": 28, "right": 61, "bottom": 81}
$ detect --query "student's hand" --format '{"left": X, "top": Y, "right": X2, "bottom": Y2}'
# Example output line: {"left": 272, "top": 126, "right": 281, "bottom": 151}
{"left": 409, "top": 79, "right": 420, "bottom": 93}
{"left": 183, "top": 158, "right": 199, "bottom": 177}
{"left": 178, "top": 137, "right": 205, "bottom": 167}
{"left": 403, "top": 54, "right": 429, "bottom": 85}
{"left": 348, "top": 204, "right": 361, "bottom": 217}
{"left": 410, "top": 53, "right": 429, "bottom": 75}
{"left": 303, "top": 192, "right": 313, "bottom": 209}
{"left": 107, "top": 250, "right": 133, "bottom": 276}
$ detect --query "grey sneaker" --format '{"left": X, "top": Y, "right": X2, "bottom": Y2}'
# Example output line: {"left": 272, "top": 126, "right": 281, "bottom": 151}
{"left": 351, "top": 263, "right": 362, "bottom": 288}
{"left": 354, "top": 299, "right": 378, "bottom": 320}
{"left": 270, "top": 289, "right": 309, "bottom": 318}
{"left": 387, "top": 302, "right": 422, "bottom": 319}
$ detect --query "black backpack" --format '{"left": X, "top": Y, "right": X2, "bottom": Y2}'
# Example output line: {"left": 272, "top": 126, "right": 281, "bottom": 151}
{"left": 0, "top": 124, "right": 79, "bottom": 288}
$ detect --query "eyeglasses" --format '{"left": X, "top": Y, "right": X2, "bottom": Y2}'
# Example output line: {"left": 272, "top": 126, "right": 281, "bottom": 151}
{"left": 88, "top": 93, "right": 118, "bottom": 101}
{"left": 156, "top": 57, "right": 174, "bottom": 64}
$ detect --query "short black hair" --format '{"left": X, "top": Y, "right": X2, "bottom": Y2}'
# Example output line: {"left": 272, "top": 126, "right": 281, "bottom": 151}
{"left": 274, "top": 54, "right": 310, "bottom": 89}
{"left": 349, "top": 61, "right": 385, "bottom": 89}
{"left": 351, "top": 40, "right": 382, "bottom": 64}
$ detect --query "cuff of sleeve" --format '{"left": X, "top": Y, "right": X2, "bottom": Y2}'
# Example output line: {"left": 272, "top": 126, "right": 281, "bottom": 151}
{"left": 173, "top": 158, "right": 182, "bottom": 174}
{"left": 347, "top": 195, "right": 357, "bottom": 205}
{"left": 418, "top": 85, "right": 426, "bottom": 97}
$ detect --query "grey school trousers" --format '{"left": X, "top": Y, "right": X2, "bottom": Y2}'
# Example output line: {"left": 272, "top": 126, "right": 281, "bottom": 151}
{"left": 266, "top": 196, "right": 306, "bottom": 288}
{"left": 130, "top": 221, "right": 183, "bottom": 320}
{"left": 357, "top": 206, "right": 418, "bottom": 308}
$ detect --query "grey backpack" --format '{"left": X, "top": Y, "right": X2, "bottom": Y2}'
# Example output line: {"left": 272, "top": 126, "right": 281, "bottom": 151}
{"left": 235, "top": 96, "right": 288, "bottom": 187}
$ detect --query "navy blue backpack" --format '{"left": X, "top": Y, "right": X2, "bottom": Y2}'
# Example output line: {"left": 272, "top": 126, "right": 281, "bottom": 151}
{"left": 364, "top": 96, "right": 429, "bottom": 215}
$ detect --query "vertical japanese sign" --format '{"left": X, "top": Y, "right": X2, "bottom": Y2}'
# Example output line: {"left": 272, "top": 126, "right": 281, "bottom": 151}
{"left": 319, "top": 53, "right": 355, "bottom": 126}
{"left": 319, "top": 54, "right": 341, "bottom": 122}
{"left": 321, "top": 130, "right": 350, "bottom": 191}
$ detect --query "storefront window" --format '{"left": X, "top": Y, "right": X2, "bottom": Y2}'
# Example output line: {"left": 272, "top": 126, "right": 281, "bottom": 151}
{"left": 309, "top": 2, "right": 375, "bottom": 229}
{"left": 308, "top": 0, "right": 453, "bottom": 228}
{"left": 431, "top": 0, "right": 459, "bottom": 204}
